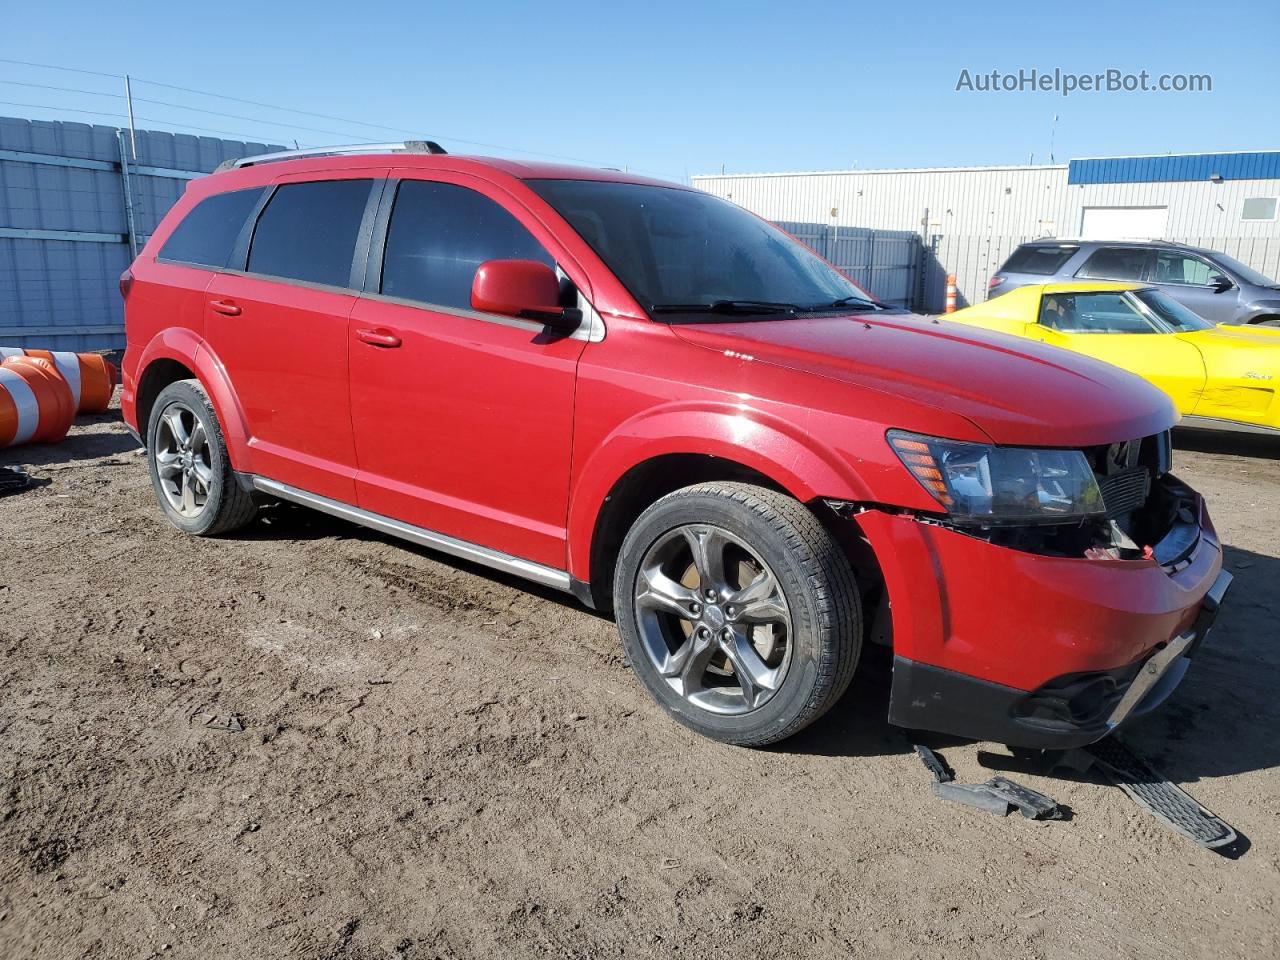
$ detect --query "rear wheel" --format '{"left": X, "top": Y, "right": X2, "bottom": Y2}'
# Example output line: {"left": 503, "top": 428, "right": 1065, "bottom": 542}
{"left": 1252, "top": 316, "right": 1280, "bottom": 328}
{"left": 146, "top": 379, "right": 257, "bottom": 536}
{"left": 614, "top": 482, "right": 860, "bottom": 746}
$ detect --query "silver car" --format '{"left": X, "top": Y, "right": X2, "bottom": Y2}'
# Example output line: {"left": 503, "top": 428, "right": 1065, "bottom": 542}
{"left": 988, "top": 239, "right": 1280, "bottom": 326}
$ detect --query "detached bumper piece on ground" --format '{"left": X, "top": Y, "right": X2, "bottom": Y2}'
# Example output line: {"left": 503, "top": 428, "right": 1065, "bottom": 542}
{"left": 1083, "top": 737, "right": 1238, "bottom": 850}
{"left": 915, "top": 738, "right": 1239, "bottom": 851}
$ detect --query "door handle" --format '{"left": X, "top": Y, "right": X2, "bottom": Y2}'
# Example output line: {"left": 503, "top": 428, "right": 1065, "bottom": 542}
{"left": 356, "top": 327, "right": 403, "bottom": 348}
{"left": 209, "top": 299, "right": 241, "bottom": 316}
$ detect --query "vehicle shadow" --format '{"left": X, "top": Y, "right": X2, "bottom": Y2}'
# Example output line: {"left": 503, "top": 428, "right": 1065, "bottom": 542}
{"left": 1173, "top": 426, "right": 1280, "bottom": 460}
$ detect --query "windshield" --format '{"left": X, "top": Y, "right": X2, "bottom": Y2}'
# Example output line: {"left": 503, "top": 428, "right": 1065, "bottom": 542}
{"left": 1208, "top": 252, "right": 1278, "bottom": 289}
{"left": 1134, "top": 289, "right": 1214, "bottom": 332}
{"left": 527, "top": 180, "right": 875, "bottom": 317}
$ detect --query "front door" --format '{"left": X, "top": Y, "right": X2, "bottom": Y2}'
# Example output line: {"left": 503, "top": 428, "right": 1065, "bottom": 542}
{"left": 348, "top": 175, "right": 588, "bottom": 569}
{"left": 1147, "top": 250, "right": 1240, "bottom": 324}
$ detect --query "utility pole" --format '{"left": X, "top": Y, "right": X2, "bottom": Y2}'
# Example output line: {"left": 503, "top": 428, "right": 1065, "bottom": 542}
{"left": 123, "top": 74, "right": 137, "bottom": 159}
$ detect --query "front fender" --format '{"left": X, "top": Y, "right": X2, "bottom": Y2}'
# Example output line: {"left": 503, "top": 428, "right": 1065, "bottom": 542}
{"left": 565, "top": 401, "right": 873, "bottom": 580}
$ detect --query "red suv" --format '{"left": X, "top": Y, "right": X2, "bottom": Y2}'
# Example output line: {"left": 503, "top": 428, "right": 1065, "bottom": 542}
{"left": 120, "top": 142, "right": 1230, "bottom": 748}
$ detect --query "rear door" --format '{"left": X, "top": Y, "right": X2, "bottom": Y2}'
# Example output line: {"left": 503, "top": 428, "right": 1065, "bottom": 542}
{"left": 348, "top": 173, "right": 589, "bottom": 569}
{"left": 1032, "top": 290, "right": 1207, "bottom": 414}
{"left": 1147, "top": 250, "right": 1239, "bottom": 324}
{"left": 203, "top": 172, "right": 384, "bottom": 502}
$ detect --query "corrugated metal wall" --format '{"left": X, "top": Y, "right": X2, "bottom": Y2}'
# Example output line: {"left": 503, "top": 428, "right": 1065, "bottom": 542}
{"left": 694, "top": 163, "right": 1280, "bottom": 311}
{"left": 0, "top": 116, "right": 283, "bottom": 351}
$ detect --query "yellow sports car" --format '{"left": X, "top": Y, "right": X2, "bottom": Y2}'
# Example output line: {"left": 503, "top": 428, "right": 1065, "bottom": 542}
{"left": 947, "top": 282, "right": 1280, "bottom": 434}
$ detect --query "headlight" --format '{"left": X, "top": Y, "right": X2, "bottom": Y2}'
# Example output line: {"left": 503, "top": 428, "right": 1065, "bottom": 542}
{"left": 887, "top": 430, "right": 1104, "bottom": 524}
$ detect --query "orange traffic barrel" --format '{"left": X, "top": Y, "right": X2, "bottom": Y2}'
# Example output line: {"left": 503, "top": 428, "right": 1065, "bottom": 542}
{"left": 0, "top": 355, "right": 76, "bottom": 447}
{"left": 944, "top": 274, "right": 958, "bottom": 313}
{"left": 0, "top": 347, "right": 118, "bottom": 413}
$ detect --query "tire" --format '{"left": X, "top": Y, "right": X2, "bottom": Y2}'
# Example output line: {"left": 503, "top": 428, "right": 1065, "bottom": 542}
{"left": 1253, "top": 317, "right": 1280, "bottom": 328}
{"left": 614, "top": 481, "right": 861, "bottom": 747}
{"left": 146, "top": 379, "right": 257, "bottom": 536}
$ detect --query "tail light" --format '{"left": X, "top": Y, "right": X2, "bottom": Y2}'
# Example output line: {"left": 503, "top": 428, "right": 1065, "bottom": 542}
{"left": 988, "top": 275, "right": 1004, "bottom": 290}
{"left": 118, "top": 268, "right": 134, "bottom": 300}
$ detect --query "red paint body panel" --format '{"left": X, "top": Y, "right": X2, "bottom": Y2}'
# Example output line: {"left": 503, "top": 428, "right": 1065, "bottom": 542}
{"left": 857, "top": 506, "right": 1222, "bottom": 691}
{"left": 121, "top": 151, "right": 1219, "bottom": 724}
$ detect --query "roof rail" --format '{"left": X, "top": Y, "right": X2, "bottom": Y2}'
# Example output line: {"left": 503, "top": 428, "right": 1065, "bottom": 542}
{"left": 214, "top": 140, "right": 447, "bottom": 173}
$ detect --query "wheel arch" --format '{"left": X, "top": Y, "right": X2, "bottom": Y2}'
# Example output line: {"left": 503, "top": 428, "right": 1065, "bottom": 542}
{"left": 567, "top": 408, "right": 877, "bottom": 612}
{"left": 132, "top": 330, "right": 250, "bottom": 464}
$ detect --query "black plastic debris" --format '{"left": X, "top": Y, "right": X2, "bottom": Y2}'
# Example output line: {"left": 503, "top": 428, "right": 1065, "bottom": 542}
{"left": 934, "top": 776, "right": 1064, "bottom": 820}
{"left": 914, "top": 743, "right": 954, "bottom": 783}
{"left": 0, "top": 466, "right": 38, "bottom": 496}
{"left": 1085, "top": 737, "right": 1237, "bottom": 850}
{"left": 914, "top": 741, "right": 1062, "bottom": 820}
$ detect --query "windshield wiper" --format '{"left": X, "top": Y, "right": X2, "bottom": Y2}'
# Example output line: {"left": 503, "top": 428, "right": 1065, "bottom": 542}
{"left": 650, "top": 299, "right": 802, "bottom": 315}
{"left": 805, "top": 295, "right": 882, "bottom": 311}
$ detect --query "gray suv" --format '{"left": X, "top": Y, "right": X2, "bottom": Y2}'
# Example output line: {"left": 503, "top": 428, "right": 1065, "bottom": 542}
{"left": 988, "top": 240, "right": 1280, "bottom": 326}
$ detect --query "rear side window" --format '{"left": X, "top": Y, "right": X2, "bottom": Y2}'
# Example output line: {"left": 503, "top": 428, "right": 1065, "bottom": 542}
{"left": 380, "top": 180, "right": 554, "bottom": 310}
{"left": 247, "top": 180, "right": 373, "bottom": 287}
{"left": 1000, "top": 244, "right": 1077, "bottom": 275}
{"left": 158, "top": 188, "right": 262, "bottom": 268}
{"left": 1076, "top": 246, "right": 1150, "bottom": 281}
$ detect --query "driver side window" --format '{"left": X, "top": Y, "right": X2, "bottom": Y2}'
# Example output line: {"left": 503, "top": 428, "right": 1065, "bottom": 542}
{"left": 1039, "top": 292, "right": 1158, "bottom": 334}
{"left": 1152, "top": 252, "right": 1225, "bottom": 287}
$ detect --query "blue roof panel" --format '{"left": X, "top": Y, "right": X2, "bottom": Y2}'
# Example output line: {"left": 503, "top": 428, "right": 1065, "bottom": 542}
{"left": 1069, "top": 152, "right": 1280, "bottom": 184}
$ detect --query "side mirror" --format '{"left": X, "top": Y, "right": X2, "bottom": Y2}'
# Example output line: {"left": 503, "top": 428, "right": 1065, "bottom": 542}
{"left": 471, "top": 259, "right": 582, "bottom": 331}
{"left": 1211, "top": 276, "right": 1234, "bottom": 294}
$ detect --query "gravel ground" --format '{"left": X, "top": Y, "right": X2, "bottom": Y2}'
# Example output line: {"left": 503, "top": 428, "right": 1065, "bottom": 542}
{"left": 1, "top": 402, "right": 1277, "bottom": 960}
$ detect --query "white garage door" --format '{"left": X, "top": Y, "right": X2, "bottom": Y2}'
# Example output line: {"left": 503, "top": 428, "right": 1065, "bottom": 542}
{"left": 1080, "top": 206, "right": 1169, "bottom": 239}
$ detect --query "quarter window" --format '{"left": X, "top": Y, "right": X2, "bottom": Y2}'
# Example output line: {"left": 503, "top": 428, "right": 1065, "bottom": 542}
{"left": 380, "top": 181, "right": 555, "bottom": 310}
{"left": 1000, "top": 244, "right": 1078, "bottom": 275}
{"left": 158, "top": 188, "right": 262, "bottom": 268}
{"left": 247, "top": 180, "right": 373, "bottom": 287}
{"left": 1039, "top": 292, "right": 1158, "bottom": 334}
{"left": 1075, "top": 247, "right": 1149, "bottom": 282}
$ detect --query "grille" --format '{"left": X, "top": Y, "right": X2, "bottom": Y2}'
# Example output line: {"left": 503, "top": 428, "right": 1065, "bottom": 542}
{"left": 1099, "top": 468, "right": 1150, "bottom": 519}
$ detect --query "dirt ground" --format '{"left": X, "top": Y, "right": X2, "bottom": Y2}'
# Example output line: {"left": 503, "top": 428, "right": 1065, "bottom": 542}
{"left": 1, "top": 401, "right": 1277, "bottom": 960}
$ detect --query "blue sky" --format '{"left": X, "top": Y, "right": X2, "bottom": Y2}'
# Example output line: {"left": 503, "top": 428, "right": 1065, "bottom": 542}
{"left": 4, "top": 0, "right": 1277, "bottom": 181}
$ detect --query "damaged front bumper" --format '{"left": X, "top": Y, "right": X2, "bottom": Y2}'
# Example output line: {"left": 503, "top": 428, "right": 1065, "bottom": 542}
{"left": 855, "top": 482, "right": 1228, "bottom": 749}
{"left": 888, "top": 568, "right": 1230, "bottom": 748}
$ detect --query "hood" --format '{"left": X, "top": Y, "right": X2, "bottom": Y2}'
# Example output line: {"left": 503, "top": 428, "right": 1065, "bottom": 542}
{"left": 670, "top": 313, "right": 1177, "bottom": 447}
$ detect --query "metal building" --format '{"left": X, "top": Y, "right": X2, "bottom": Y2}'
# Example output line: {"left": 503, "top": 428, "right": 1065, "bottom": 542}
{"left": 0, "top": 116, "right": 283, "bottom": 352}
{"left": 693, "top": 151, "right": 1280, "bottom": 312}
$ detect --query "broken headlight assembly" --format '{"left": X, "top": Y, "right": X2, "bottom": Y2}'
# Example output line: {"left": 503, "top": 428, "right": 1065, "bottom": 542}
{"left": 887, "top": 430, "right": 1105, "bottom": 525}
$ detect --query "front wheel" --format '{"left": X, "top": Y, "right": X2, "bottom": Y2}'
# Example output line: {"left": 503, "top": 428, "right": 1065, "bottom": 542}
{"left": 614, "top": 482, "right": 861, "bottom": 746}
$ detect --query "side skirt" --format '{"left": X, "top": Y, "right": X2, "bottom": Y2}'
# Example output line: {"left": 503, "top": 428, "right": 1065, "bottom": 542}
{"left": 250, "top": 476, "right": 573, "bottom": 592}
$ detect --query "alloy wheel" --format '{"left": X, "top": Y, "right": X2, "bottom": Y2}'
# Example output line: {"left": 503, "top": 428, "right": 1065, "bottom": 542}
{"left": 633, "top": 523, "right": 793, "bottom": 715}
{"left": 154, "top": 401, "right": 213, "bottom": 518}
